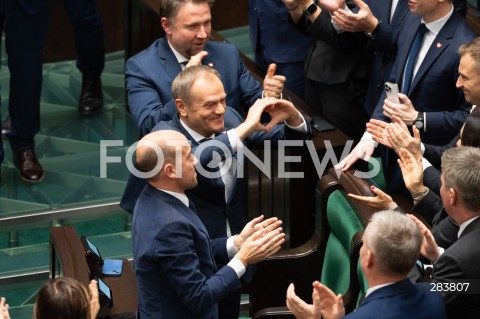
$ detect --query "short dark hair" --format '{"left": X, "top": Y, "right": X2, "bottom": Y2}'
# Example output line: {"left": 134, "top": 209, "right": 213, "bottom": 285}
{"left": 460, "top": 108, "right": 480, "bottom": 148}
{"left": 160, "top": 0, "right": 215, "bottom": 20}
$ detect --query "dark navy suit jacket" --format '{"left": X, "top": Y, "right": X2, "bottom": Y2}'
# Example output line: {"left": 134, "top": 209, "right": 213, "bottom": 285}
{"left": 414, "top": 190, "right": 459, "bottom": 249}
{"left": 123, "top": 108, "right": 311, "bottom": 237}
{"left": 125, "top": 38, "right": 264, "bottom": 136}
{"left": 346, "top": 279, "right": 446, "bottom": 318}
{"left": 133, "top": 186, "right": 241, "bottom": 319}
{"left": 372, "top": 13, "right": 475, "bottom": 145}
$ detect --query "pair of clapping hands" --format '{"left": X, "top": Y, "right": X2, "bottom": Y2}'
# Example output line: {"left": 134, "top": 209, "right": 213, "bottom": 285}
{"left": 233, "top": 215, "right": 286, "bottom": 267}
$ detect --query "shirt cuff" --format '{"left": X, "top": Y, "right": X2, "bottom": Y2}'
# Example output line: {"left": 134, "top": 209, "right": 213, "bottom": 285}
{"left": 262, "top": 90, "right": 283, "bottom": 100}
{"left": 434, "top": 247, "right": 445, "bottom": 263}
{"left": 423, "top": 112, "right": 427, "bottom": 132}
{"left": 228, "top": 257, "right": 246, "bottom": 278}
{"left": 285, "top": 111, "right": 308, "bottom": 133}
{"left": 226, "top": 236, "right": 239, "bottom": 259}
{"left": 330, "top": 5, "right": 350, "bottom": 33}
{"left": 421, "top": 157, "right": 432, "bottom": 171}
{"left": 420, "top": 142, "right": 425, "bottom": 155}
{"left": 361, "top": 131, "right": 375, "bottom": 143}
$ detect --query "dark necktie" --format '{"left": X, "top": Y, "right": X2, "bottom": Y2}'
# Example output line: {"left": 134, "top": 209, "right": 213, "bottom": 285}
{"left": 402, "top": 23, "right": 428, "bottom": 94}
{"left": 198, "top": 137, "right": 211, "bottom": 144}
{"left": 180, "top": 61, "right": 188, "bottom": 69}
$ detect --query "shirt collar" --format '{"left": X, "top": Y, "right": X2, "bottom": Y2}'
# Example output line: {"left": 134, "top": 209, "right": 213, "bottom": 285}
{"left": 364, "top": 282, "right": 396, "bottom": 298}
{"left": 167, "top": 40, "right": 189, "bottom": 64}
{"left": 458, "top": 216, "right": 480, "bottom": 238}
{"left": 421, "top": 5, "right": 453, "bottom": 36}
{"left": 157, "top": 188, "right": 190, "bottom": 207}
{"left": 179, "top": 118, "right": 214, "bottom": 143}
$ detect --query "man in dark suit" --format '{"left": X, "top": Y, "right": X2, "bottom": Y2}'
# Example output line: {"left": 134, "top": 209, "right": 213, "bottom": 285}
{"left": 284, "top": 0, "right": 370, "bottom": 143}
{"left": 248, "top": 0, "right": 311, "bottom": 99}
{"left": 126, "top": 65, "right": 309, "bottom": 319}
{"left": 0, "top": 0, "right": 49, "bottom": 183}
{"left": 133, "top": 129, "right": 285, "bottom": 319}
{"left": 409, "top": 146, "right": 480, "bottom": 318}
{"left": 286, "top": 210, "right": 446, "bottom": 319}
{"left": 336, "top": 0, "right": 475, "bottom": 194}
{"left": 126, "top": 0, "right": 286, "bottom": 137}
{"left": 124, "top": 65, "right": 310, "bottom": 232}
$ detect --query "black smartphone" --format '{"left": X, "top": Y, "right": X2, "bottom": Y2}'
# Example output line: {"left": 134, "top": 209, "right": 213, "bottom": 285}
{"left": 309, "top": 115, "right": 335, "bottom": 132}
{"left": 81, "top": 236, "right": 104, "bottom": 266}
{"left": 98, "top": 277, "right": 114, "bottom": 309}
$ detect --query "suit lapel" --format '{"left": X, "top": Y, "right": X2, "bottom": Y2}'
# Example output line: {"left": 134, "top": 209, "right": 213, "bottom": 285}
{"left": 390, "top": 0, "right": 409, "bottom": 27}
{"left": 409, "top": 15, "right": 457, "bottom": 93}
{"left": 153, "top": 186, "right": 211, "bottom": 237}
{"left": 203, "top": 43, "right": 215, "bottom": 69}
{"left": 158, "top": 38, "right": 182, "bottom": 82}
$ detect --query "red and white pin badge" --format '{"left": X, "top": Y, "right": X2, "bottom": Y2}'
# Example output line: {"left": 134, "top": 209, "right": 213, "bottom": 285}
{"left": 436, "top": 42, "right": 443, "bottom": 48}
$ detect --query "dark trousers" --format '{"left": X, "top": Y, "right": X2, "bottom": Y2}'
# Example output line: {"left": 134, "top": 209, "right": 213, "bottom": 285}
{"left": 62, "top": 0, "right": 104, "bottom": 79}
{"left": 0, "top": 0, "right": 49, "bottom": 156}
{"left": 218, "top": 290, "right": 241, "bottom": 319}
{"left": 305, "top": 77, "right": 369, "bottom": 144}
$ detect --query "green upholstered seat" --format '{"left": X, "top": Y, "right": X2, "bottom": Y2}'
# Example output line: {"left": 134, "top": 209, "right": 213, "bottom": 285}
{"left": 320, "top": 190, "right": 365, "bottom": 296}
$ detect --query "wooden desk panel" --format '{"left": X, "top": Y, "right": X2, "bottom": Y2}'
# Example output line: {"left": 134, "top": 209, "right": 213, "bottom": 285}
{"left": 50, "top": 226, "right": 137, "bottom": 318}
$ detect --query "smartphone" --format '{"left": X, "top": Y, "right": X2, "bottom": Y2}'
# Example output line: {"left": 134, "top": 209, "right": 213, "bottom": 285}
{"left": 102, "top": 259, "right": 123, "bottom": 277}
{"left": 384, "top": 82, "right": 400, "bottom": 103}
{"left": 81, "top": 236, "right": 104, "bottom": 266}
{"left": 98, "top": 277, "right": 114, "bottom": 308}
{"left": 309, "top": 115, "right": 335, "bottom": 132}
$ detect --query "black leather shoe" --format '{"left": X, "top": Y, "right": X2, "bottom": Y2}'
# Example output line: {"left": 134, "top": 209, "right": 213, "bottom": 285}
{"left": 13, "top": 149, "right": 45, "bottom": 183}
{"left": 2, "top": 116, "right": 10, "bottom": 137}
{"left": 79, "top": 77, "right": 103, "bottom": 116}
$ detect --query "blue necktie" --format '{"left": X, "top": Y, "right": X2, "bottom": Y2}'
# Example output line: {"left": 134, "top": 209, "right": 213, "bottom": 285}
{"left": 402, "top": 24, "right": 428, "bottom": 94}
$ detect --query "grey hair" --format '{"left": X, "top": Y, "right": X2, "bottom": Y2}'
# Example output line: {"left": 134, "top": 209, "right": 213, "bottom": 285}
{"left": 171, "top": 65, "right": 221, "bottom": 104}
{"left": 458, "top": 37, "right": 480, "bottom": 68}
{"left": 441, "top": 146, "right": 480, "bottom": 212}
{"left": 364, "top": 210, "right": 422, "bottom": 276}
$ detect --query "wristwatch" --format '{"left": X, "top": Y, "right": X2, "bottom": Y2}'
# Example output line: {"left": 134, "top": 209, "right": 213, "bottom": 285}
{"left": 414, "top": 112, "right": 424, "bottom": 130}
{"left": 365, "top": 20, "right": 382, "bottom": 39}
{"left": 305, "top": 2, "right": 318, "bottom": 16}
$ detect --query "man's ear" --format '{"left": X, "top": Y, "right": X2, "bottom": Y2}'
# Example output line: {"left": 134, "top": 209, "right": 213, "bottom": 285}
{"left": 161, "top": 18, "right": 172, "bottom": 35}
{"left": 164, "top": 163, "right": 176, "bottom": 178}
{"left": 449, "top": 187, "right": 457, "bottom": 206}
{"left": 365, "top": 249, "right": 374, "bottom": 269}
{"left": 176, "top": 99, "right": 188, "bottom": 117}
